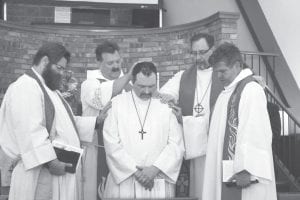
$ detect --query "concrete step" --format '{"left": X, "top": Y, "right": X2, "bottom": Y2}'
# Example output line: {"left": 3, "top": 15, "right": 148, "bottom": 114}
{"left": 0, "top": 195, "right": 7, "bottom": 200}
{"left": 278, "top": 192, "right": 300, "bottom": 200}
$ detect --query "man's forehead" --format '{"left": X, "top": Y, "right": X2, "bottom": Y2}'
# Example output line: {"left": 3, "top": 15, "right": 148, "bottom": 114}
{"left": 135, "top": 73, "right": 156, "bottom": 85}
{"left": 213, "top": 61, "right": 230, "bottom": 70}
{"left": 102, "top": 51, "right": 120, "bottom": 61}
{"left": 57, "top": 57, "right": 67, "bottom": 66}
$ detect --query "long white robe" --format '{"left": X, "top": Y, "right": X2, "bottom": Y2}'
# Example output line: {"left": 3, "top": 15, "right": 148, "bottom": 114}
{"left": 202, "top": 69, "right": 277, "bottom": 200}
{"left": 103, "top": 91, "right": 184, "bottom": 198}
{"left": 80, "top": 69, "right": 114, "bottom": 200}
{"left": 160, "top": 68, "right": 212, "bottom": 199}
{"left": 0, "top": 68, "right": 96, "bottom": 200}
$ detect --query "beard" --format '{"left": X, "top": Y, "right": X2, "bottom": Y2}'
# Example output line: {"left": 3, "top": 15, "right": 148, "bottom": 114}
{"left": 139, "top": 92, "right": 152, "bottom": 100}
{"left": 196, "top": 59, "right": 209, "bottom": 70}
{"left": 42, "top": 64, "right": 63, "bottom": 91}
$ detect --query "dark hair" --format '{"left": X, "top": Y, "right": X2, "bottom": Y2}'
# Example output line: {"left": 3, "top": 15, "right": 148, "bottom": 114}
{"left": 208, "top": 42, "right": 244, "bottom": 68}
{"left": 95, "top": 40, "right": 120, "bottom": 61}
{"left": 190, "top": 33, "right": 214, "bottom": 49}
{"left": 33, "top": 42, "right": 70, "bottom": 66}
{"left": 132, "top": 62, "right": 157, "bottom": 83}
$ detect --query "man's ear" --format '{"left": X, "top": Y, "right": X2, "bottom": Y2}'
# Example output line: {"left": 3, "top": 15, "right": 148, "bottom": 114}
{"left": 40, "top": 56, "right": 49, "bottom": 67}
{"left": 233, "top": 61, "right": 242, "bottom": 69}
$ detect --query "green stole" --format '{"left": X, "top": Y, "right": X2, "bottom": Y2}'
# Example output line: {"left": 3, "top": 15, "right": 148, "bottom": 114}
{"left": 221, "top": 75, "right": 256, "bottom": 200}
{"left": 176, "top": 65, "right": 223, "bottom": 197}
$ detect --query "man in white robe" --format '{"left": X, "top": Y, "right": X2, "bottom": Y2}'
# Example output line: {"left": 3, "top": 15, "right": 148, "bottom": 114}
{"left": 159, "top": 33, "right": 223, "bottom": 198}
{"left": 103, "top": 61, "right": 184, "bottom": 198}
{"left": 80, "top": 40, "right": 133, "bottom": 200}
{"left": 202, "top": 43, "right": 277, "bottom": 200}
{"left": 0, "top": 43, "right": 100, "bottom": 200}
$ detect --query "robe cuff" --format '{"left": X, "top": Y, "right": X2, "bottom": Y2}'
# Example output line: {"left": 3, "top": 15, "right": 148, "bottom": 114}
{"left": 75, "top": 116, "right": 97, "bottom": 143}
{"left": 107, "top": 157, "right": 137, "bottom": 184}
{"left": 234, "top": 144, "right": 273, "bottom": 181}
{"left": 153, "top": 156, "right": 180, "bottom": 184}
{"left": 21, "top": 143, "right": 57, "bottom": 170}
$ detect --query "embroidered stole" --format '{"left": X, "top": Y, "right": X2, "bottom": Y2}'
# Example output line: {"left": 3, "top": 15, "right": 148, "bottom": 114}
{"left": 176, "top": 65, "right": 223, "bottom": 197}
{"left": 221, "top": 75, "right": 256, "bottom": 200}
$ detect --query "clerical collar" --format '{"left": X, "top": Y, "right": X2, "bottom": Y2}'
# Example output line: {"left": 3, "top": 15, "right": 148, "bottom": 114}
{"left": 224, "top": 68, "right": 253, "bottom": 91}
{"left": 197, "top": 67, "right": 212, "bottom": 73}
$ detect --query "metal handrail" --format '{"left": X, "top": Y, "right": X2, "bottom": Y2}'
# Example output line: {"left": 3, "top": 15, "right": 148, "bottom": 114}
{"left": 241, "top": 51, "right": 279, "bottom": 57}
{"left": 265, "top": 87, "right": 300, "bottom": 127}
{"left": 241, "top": 51, "right": 290, "bottom": 107}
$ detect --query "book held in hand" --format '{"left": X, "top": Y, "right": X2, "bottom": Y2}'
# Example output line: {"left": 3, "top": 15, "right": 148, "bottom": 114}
{"left": 52, "top": 140, "right": 84, "bottom": 173}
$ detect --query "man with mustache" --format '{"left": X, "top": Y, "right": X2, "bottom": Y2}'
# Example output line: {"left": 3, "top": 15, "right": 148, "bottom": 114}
{"left": 80, "top": 40, "right": 133, "bottom": 200}
{"left": 0, "top": 42, "right": 100, "bottom": 200}
{"left": 103, "top": 61, "right": 184, "bottom": 198}
{"left": 159, "top": 33, "right": 223, "bottom": 199}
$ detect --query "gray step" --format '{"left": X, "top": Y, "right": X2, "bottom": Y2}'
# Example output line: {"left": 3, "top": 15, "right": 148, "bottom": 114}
{"left": 278, "top": 192, "right": 300, "bottom": 200}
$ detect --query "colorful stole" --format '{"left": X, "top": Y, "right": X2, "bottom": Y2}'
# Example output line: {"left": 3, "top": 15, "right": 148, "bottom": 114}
{"left": 221, "top": 75, "right": 256, "bottom": 200}
{"left": 176, "top": 65, "right": 223, "bottom": 197}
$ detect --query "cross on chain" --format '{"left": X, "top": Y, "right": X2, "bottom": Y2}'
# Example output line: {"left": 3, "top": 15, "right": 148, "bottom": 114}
{"left": 194, "top": 103, "right": 204, "bottom": 114}
{"left": 139, "top": 129, "right": 147, "bottom": 140}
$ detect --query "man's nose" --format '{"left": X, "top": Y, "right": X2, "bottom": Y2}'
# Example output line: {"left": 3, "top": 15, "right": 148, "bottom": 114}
{"left": 144, "top": 87, "right": 150, "bottom": 94}
{"left": 113, "top": 61, "right": 120, "bottom": 68}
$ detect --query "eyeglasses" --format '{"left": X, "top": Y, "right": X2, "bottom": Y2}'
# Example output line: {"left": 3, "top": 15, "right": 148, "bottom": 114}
{"left": 54, "top": 64, "right": 67, "bottom": 71}
{"left": 190, "top": 49, "right": 211, "bottom": 56}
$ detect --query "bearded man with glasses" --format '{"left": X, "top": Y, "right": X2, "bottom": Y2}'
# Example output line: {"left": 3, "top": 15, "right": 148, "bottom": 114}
{"left": 0, "top": 42, "right": 101, "bottom": 200}
{"left": 159, "top": 33, "right": 223, "bottom": 199}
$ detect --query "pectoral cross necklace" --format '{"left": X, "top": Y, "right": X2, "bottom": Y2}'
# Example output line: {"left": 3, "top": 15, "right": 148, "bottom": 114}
{"left": 194, "top": 78, "right": 212, "bottom": 117}
{"left": 131, "top": 91, "right": 152, "bottom": 140}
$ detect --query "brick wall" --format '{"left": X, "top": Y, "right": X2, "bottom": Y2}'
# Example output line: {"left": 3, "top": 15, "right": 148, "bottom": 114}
{"left": 0, "top": 11, "right": 240, "bottom": 105}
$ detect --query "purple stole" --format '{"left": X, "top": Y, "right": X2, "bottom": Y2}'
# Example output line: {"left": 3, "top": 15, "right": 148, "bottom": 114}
{"left": 221, "top": 75, "right": 256, "bottom": 200}
{"left": 175, "top": 65, "right": 223, "bottom": 197}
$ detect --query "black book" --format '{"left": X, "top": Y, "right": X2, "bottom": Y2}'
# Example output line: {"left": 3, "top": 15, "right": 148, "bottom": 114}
{"left": 52, "top": 141, "right": 83, "bottom": 174}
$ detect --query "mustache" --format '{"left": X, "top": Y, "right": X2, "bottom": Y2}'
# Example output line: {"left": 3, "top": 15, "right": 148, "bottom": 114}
{"left": 140, "top": 93, "right": 152, "bottom": 97}
{"left": 111, "top": 67, "right": 120, "bottom": 72}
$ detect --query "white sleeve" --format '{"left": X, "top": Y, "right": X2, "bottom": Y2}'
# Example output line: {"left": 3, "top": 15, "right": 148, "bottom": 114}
{"left": 74, "top": 116, "right": 97, "bottom": 143}
{"left": 4, "top": 79, "right": 57, "bottom": 170}
{"left": 153, "top": 110, "right": 185, "bottom": 183}
{"left": 234, "top": 82, "right": 273, "bottom": 181}
{"left": 81, "top": 79, "right": 114, "bottom": 110}
{"left": 103, "top": 103, "right": 137, "bottom": 184}
{"left": 159, "top": 71, "right": 184, "bottom": 102}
